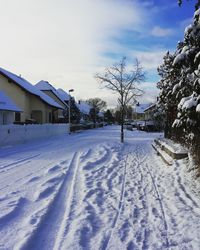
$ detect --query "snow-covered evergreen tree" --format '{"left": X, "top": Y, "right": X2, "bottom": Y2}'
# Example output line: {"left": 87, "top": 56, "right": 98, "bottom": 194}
{"left": 157, "top": 51, "right": 181, "bottom": 138}
{"left": 157, "top": 7, "right": 200, "bottom": 163}
{"left": 178, "top": 0, "right": 200, "bottom": 10}
{"left": 172, "top": 9, "right": 200, "bottom": 145}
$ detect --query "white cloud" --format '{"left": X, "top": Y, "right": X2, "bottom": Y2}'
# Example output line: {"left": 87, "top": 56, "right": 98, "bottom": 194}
{"left": 151, "top": 26, "right": 173, "bottom": 37}
{"left": 0, "top": 0, "right": 148, "bottom": 108}
{"left": 138, "top": 82, "right": 159, "bottom": 104}
{"left": 130, "top": 50, "right": 166, "bottom": 71}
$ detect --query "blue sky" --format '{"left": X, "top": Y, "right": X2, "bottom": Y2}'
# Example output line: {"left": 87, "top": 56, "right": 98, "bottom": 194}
{"left": 0, "top": 0, "right": 196, "bottom": 107}
{"left": 105, "top": 0, "right": 194, "bottom": 82}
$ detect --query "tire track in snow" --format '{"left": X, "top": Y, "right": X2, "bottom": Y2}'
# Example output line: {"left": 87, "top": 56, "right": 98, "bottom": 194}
{"left": 100, "top": 148, "right": 130, "bottom": 250}
{"left": 99, "top": 144, "right": 151, "bottom": 249}
{"left": 16, "top": 151, "right": 81, "bottom": 250}
{"left": 125, "top": 144, "right": 169, "bottom": 249}
{"left": 165, "top": 160, "right": 200, "bottom": 219}
{"left": 131, "top": 146, "right": 152, "bottom": 249}
{"left": 0, "top": 154, "right": 41, "bottom": 173}
{"left": 145, "top": 163, "right": 170, "bottom": 249}
{"left": 0, "top": 158, "right": 69, "bottom": 193}
{"left": 59, "top": 145, "right": 115, "bottom": 249}
{"left": 177, "top": 175, "right": 198, "bottom": 207}
{"left": 56, "top": 144, "right": 122, "bottom": 249}
{"left": 0, "top": 161, "right": 57, "bottom": 192}
{"left": 174, "top": 161, "right": 200, "bottom": 212}
{"left": 150, "top": 144, "right": 200, "bottom": 248}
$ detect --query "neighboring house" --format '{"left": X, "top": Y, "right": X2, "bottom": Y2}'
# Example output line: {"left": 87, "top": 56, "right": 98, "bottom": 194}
{"left": 76, "top": 100, "right": 92, "bottom": 122}
{"left": 133, "top": 103, "right": 150, "bottom": 120}
{"left": 144, "top": 103, "right": 164, "bottom": 131}
{"left": 57, "top": 88, "right": 70, "bottom": 104}
{"left": 35, "top": 80, "right": 68, "bottom": 121}
{"left": 0, "top": 91, "right": 22, "bottom": 125}
{"left": 0, "top": 68, "right": 63, "bottom": 124}
{"left": 144, "top": 103, "right": 156, "bottom": 121}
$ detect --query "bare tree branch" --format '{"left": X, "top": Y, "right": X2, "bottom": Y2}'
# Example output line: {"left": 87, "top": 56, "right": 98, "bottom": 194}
{"left": 95, "top": 57, "right": 145, "bottom": 143}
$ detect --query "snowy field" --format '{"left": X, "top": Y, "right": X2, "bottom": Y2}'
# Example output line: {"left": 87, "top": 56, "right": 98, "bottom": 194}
{"left": 0, "top": 125, "right": 200, "bottom": 250}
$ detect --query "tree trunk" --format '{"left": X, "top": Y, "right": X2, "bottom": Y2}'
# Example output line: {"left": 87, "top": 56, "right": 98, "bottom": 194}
{"left": 121, "top": 106, "right": 124, "bottom": 143}
{"left": 121, "top": 123, "right": 124, "bottom": 143}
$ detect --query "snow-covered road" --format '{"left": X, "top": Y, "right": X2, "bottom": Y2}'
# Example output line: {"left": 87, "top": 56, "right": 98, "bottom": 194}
{"left": 0, "top": 126, "right": 200, "bottom": 250}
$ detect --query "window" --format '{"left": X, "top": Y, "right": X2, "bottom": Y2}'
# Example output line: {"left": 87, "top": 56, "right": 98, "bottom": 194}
{"left": 49, "top": 112, "right": 52, "bottom": 122}
{"left": 15, "top": 112, "right": 21, "bottom": 122}
{"left": 3, "top": 112, "right": 6, "bottom": 125}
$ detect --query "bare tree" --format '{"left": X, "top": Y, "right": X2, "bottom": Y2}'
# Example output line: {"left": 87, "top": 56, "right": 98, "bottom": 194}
{"left": 86, "top": 98, "right": 107, "bottom": 125}
{"left": 95, "top": 57, "right": 145, "bottom": 143}
{"left": 86, "top": 98, "right": 107, "bottom": 113}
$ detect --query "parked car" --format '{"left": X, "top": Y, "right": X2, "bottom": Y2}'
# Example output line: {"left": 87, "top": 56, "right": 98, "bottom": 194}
{"left": 144, "top": 121, "right": 157, "bottom": 132}
{"left": 136, "top": 120, "right": 157, "bottom": 132}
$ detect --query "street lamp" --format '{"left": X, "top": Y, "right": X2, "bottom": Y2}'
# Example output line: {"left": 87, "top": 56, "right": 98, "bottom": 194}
{"left": 68, "top": 89, "right": 74, "bottom": 134}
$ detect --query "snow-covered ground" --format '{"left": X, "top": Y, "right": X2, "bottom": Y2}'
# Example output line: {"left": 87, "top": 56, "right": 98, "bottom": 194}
{"left": 0, "top": 126, "right": 200, "bottom": 250}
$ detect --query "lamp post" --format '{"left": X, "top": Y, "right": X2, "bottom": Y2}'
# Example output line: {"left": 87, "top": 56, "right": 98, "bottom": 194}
{"left": 68, "top": 89, "right": 74, "bottom": 134}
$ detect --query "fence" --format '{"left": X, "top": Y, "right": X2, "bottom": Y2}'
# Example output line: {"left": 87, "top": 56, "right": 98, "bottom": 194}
{"left": 0, "top": 123, "right": 69, "bottom": 147}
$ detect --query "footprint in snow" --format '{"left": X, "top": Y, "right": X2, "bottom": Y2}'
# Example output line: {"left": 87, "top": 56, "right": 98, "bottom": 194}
{"left": 60, "top": 159, "right": 69, "bottom": 165}
{"left": 127, "top": 241, "right": 137, "bottom": 250}
{"left": 118, "top": 220, "right": 131, "bottom": 242}
{"left": 135, "top": 230, "right": 142, "bottom": 243}
{"left": 47, "top": 165, "right": 61, "bottom": 173}
{"left": 0, "top": 197, "right": 27, "bottom": 225}
{"left": 42, "top": 174, "right": 65, "bottom": 186}
{"left": 152, "top": 207, "right": 159, "bottom": 218}
{"left": 133, "top": 206, "right": 140, "bottom": 219}
{"left": 85, "top": 189, "right": 97, "bottom": 199}
{"left": 28, "top": 176, "right": 40, "bottom": 183}
{"left": 0, "top": 196, "right": 7, "bottom": 202}
{"left": 29, "top": 217, "right": 38, "bottom": 225}
{"left": 35, "top": 186, "right": 56, "bottom": 201}
{"left": 10, "top": 190, "right": 20, "bottom": 195}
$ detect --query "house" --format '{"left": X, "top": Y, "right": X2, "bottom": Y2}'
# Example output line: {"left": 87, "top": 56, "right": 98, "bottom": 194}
{"left": 57, "top": 88, "right": 70, "bottom": 104}
{"left": 144, "top": 103, "right": 164, "bottom": 131}
{"left": 35, "top": 80, "right": 68, "bottom": 121}
{"left": 0, "top": 91, "right": 22, "bottom": 125}
{"left": 132, "top": 103, "right": 150, "bottom": 120}
{"left": 144, "top": 103, "right": 156, "bottom": 121}
{"left": 0, "top": 68, "right": 63, "bottom": 124}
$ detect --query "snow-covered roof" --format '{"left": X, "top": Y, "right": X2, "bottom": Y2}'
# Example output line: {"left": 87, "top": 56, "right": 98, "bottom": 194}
{"left": 134, "top": 104, "right": 150, "bottom": 114}
{"left": 57, "top": 88, "right": 70, "bottom": 102}
{"left": 0, "top": 68, "right": 63, "bottom": 109}
{"left": 76, "top": 101, "right": 92, "bottom": 115}
{"left": 35, "top": 80, "right": 68, "bottom": 107}
{"left": 0, "top": 91, "right": 22, "bottom": 112}
{"left": 143, "top": 103, "right": 156, "bottom": 112}
{"left": 35, "top": 80, "right": 57, "bottom": 91}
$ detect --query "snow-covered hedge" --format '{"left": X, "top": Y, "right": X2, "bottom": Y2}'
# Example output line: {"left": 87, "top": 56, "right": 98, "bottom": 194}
{"left": 0, "top": 124, "right": 69, "bottom": 147}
